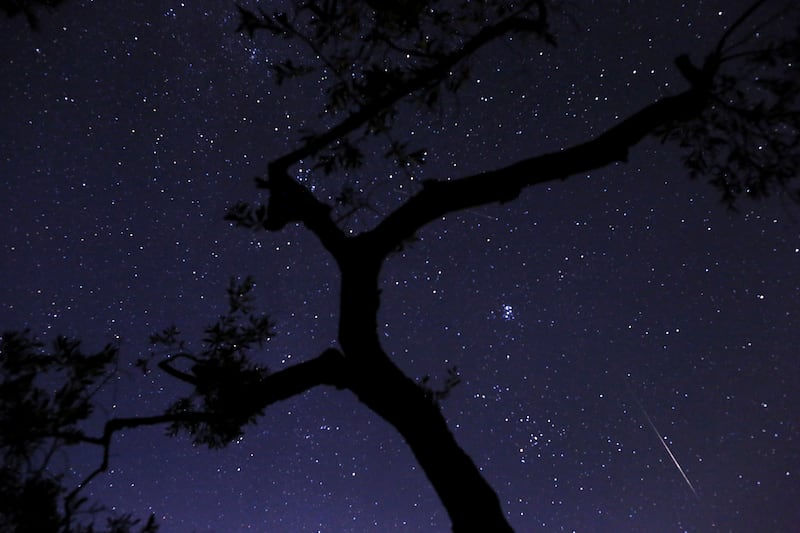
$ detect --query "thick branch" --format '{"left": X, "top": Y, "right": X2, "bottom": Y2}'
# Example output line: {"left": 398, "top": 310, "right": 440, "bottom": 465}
{"left": 260, "top": 164, "right": 347, "bottom": 254}
{"left": 369, "top": 87, "right": 708, "bottom": 254}
{"left": 252, "top": 347, "right": 347, "bottom": 405}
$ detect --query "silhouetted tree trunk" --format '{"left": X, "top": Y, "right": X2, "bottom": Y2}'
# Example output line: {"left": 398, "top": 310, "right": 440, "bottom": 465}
{"left": 336, "top": 248, "right": 514, "bottom": 530}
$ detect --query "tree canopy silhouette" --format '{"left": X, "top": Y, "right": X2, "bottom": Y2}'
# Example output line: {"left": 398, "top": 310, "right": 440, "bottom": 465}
{"left": 1, "top": 0, "right": 68, "bottom": 30}
{"left": 2, "top": 1, "right": 799, "bottom": 531}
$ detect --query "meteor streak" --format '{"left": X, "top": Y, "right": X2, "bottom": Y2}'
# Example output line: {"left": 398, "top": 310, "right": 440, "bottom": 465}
{"left": 633, "top": 395, "right": 700, "bottom": 500}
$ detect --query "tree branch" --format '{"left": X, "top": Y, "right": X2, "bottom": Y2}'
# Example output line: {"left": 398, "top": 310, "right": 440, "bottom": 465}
{"left": 259, "top": 163, "right": 347, "bottom": 254}
{"left": 369, "top": 87, "right": 708, "bottom": 254}
{"left": 158, "top": 352, "right": 200, "bottom": 385}
{"left": 252, "top": 347, "right": 348, "bottom": 405}
{"left": 65, "top": 411, "right": 211, "bottom": 509}
{"left": 272, "top": 11, "right": 552, "bottom": 173}
{"left": 714, "top": 0, "right": 768, "bottom": 58}
{"left": 64, "top": 348, "right": 347, "bottom": 516}
{"left": 261, "top": 7, "right": 553, "bottom": 238}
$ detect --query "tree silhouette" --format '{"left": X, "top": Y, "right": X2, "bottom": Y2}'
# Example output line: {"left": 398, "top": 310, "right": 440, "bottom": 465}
{"left": 2, "top": 1, "right": 798, "bottom": 531}
{"left": 0, "top": 0, "right": 68, "bottom": 30}
{"left": 0, "top": 331, "right": 158, "bottom": 532}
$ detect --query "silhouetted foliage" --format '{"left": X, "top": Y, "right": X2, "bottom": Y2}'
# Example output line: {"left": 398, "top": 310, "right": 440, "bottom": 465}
{"left": 1, "top": 0, "right": 68, "bottom": 30}
{"left": 145, "top": 277, "right": 275, "bottom": 448}
{"left": 0, "top": 467, "right": 62, "bottom": 532}
{"left": 5, "top": 1, "right": 799, "bottom": 531}
{"left": 231, "top": 0, "right": 555, "bottom": 221}
{"left": 0, "top": 330, "right": 157, "bottom": 532}
{"left": 656, "top": 4, "right": 800, "bottom": 207}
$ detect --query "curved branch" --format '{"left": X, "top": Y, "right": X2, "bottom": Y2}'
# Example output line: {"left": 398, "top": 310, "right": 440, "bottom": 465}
{"left": 64, "top": 348, "right": 347, "bottom": 514}
{"left": 158, "top": 352, "right": 200, "bottom": 385}
{"left": 368, "top": 87, "right": 708, "bottom": 254}
{"left": 65, "top": 411, "right": 211, "bottom": 509}
{"left": 715, "top": 0, "right": 768, "bottom": 58}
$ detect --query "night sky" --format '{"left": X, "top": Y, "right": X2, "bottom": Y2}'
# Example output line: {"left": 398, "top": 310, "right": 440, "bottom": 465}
{"left": 2, "top": 1, "right": 799, "bottom": 532}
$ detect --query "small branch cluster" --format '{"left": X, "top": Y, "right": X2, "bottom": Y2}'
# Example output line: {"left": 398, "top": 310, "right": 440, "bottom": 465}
{"left": 146, "top": 277, "right": 275, "bottom": 448}
{"left": 658, "top": 2, "right": 800, "bottom": 206}
{"left": 419, "top": 366, "right": 462, "bottom": 403}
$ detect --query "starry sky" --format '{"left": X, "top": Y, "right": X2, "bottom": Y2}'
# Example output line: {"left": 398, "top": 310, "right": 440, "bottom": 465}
{"left": 2, "top": 1, "right": 799, "bottom": 531}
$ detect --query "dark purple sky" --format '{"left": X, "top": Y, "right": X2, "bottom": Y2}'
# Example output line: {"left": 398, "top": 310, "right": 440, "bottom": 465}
{"left": 2, "top": 1, "right": 799, "bottom": 531}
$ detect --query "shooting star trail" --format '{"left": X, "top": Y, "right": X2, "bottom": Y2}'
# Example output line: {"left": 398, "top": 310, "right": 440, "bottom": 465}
{"left": 632, "top": 394, "right": 700, "bottom": 501}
